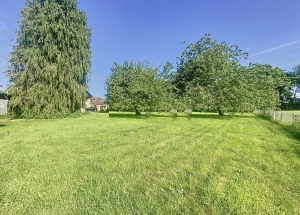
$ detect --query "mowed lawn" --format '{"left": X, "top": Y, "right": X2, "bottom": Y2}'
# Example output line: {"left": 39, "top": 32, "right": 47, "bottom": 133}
{"left": 0, "top": 112, "right": 300, "bottom": 214}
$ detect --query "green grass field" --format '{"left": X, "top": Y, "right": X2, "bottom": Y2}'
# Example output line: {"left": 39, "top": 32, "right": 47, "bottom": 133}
{"left": 0, "top": 112, "right": 300, "bottom": 214}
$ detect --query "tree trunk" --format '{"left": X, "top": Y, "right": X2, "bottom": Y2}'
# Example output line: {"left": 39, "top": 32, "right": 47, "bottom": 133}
{"left": 218, "top": 108, "right": 224, "bottom": 116}
{"left": 134, "top": 107, "right": 141, "bottom": 115}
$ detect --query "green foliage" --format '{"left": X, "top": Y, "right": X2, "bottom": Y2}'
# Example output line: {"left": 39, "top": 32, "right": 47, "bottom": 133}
{"left": 174, "top": 34, "right": 288, "bottom": 115}
{"left": 287, "top": 64, "right": 300, "bottom": 102}
{"left": 5, "top": 0, "right": 91, "bottom": 118}
{"left": 105, "top": 61, "right": 174, "bottom": 115}
{"left": 242, "top": 64, "right": 290, "bottom": 111}
{"left": 174, "top": 34, "right": 247, "bottom": 115}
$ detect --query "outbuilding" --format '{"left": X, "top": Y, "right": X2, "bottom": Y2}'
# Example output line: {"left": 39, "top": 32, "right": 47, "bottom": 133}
{"left": 0, "top": 91, "right": 8, "bottom": 115}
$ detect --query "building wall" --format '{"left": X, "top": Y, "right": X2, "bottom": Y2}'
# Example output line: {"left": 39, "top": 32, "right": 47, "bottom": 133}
{"left": 96, "top": 105, "right": 108, "bottom": 111}
{"left": 0, "top": 99, "right": 8, "bottom": 115}
{"left": 85, "top": 97, "right": 108, "bottom": 111}
{"left": 85, "top": 99, "right": 91, "bottom": 109}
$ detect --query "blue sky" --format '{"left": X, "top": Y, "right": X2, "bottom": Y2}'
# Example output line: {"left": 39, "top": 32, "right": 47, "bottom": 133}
{"left": 1, "top": 0, "right": 300, "bottom": 97}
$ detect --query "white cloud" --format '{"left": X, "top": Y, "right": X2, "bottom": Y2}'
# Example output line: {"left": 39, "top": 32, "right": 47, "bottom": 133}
{"left": 250, "top": 39, "right": 300, "bottom": 57}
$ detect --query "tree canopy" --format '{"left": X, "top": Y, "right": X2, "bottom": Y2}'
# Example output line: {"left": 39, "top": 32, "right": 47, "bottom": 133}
{"left": 5, "top": 0, "right": 91, "bottom": 118}
{"left": 105, "top": 35, "right": 291, "bottom": 116}
{"left": 105, "top": 61, "right": 174, "bottom": 115}
{"left": 240, "top": 64, "right": 290, "bottom": 111}
{"left": 288, "top": 64, "right": 300, "bottom": 101}
{"left": 173, "top": 35, "right": 289, "bottom": 115}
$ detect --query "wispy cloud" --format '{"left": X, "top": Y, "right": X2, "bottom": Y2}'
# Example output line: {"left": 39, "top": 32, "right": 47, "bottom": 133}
{"left": 250, "top": 39, "right": 300, "bottom": 57}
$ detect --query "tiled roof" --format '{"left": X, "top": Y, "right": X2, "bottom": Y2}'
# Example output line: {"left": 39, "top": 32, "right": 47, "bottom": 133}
{"left": 90, "top": 97, "right": 107, "bottom": 105}
{"left": 0, "top": 92, "right": 8, "bottom": 100}
{"left": 86, "top": 91, "right": 93, "bottom": 98}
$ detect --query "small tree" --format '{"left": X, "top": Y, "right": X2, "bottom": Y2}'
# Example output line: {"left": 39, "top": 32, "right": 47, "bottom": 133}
{"left": 5, "top": 0, "right": 91, "bottom": 118}
{"left": 174, "top": 34, "right": 248, "bottom": 115}
{"left": 105, "top": 61, "right": 173, "bottom": 115}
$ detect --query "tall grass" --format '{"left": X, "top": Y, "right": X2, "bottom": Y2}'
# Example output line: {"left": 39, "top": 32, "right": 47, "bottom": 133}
{"left": 0, "top": 112, "right": 299, "bottom": 214}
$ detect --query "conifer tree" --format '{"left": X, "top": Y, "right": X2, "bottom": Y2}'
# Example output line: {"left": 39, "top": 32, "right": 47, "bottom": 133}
{"left": 5, "top": 0, "right": 91, "bottom": 118}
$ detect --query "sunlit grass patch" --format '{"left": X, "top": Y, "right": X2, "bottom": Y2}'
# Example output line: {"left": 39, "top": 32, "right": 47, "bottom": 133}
{"left": 0, "top": 112, "right": 299, "bottom": 214}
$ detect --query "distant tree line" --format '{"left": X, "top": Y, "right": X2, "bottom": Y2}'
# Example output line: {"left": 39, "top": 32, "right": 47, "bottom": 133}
{"left": 106, "top": 34, "right": 295, "bottom": 116}
{"left": 285, "top": 65, "right": 300, "bottom": 109}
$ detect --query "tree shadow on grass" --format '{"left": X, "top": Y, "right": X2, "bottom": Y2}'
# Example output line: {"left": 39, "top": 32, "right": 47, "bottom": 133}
{"left": 109, "top": 112, "right": 255, "bottom": 120}
{"left": 189, "top": 113, "right": 255, "bottom": 119}
{"left": 109, "top": 112, "right": 143, "bottom": 119}
{"left": 256, "top": 114, "right": 300, "bottom": 141}
{"left": 256, "top": 115, "right": 300, "bottom": 158}
{"left": 277, "top": 123, "right": 300, "bottom": 158}
{"left": 0, "top": 117, "right": 11, "bottom": 127}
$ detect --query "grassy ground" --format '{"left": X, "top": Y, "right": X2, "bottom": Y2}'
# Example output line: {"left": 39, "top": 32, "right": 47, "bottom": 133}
{"left": 0, "top": 112, "right": 299, "bottom": 214}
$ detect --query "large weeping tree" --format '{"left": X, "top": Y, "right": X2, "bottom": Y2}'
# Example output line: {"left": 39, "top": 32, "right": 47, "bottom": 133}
{"left": 5, "top": 0, "right": 91, "bottom": 118}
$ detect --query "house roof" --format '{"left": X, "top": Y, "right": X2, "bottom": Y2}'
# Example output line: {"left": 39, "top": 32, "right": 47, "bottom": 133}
{"left": 90, "top": 97, "right": 107, "bottom": 106}
{"left": 0, "top": 91, "right": 8, "bottom": 100}
{"left": 86, "top": 91, "right": 93, "bottom": 98}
